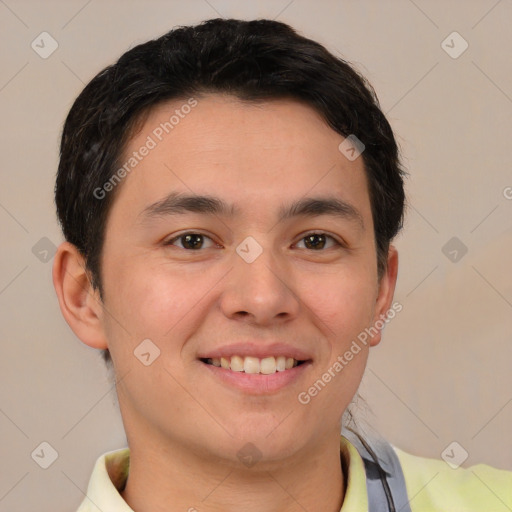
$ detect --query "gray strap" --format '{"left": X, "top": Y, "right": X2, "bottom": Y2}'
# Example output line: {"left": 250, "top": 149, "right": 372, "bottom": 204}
{"left": 342, "top": 428, "right": 412, "bottom": 512}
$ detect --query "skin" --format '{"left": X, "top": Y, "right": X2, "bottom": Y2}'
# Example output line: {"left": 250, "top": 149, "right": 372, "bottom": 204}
{"left": 53, "top": 95, "right": 398, "bottom": 512}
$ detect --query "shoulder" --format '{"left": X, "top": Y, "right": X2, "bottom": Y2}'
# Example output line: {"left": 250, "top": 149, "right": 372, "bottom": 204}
{"left": 393, "top": 445, "right": 512, "bottom": 512}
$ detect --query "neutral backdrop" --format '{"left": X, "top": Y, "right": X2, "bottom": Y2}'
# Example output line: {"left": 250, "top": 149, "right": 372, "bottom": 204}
{"left": 1, "top": 1, "right": 511, "bottom": 511}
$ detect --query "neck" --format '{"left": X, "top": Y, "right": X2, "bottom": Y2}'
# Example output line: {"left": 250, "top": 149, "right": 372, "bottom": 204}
{"left": 120, "top": 431, "right": 345, "bottom": 512}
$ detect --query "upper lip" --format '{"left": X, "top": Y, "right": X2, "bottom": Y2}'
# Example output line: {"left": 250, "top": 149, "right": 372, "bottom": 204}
{"left": 198, "top": 342, "right": 313, "bottom": 361}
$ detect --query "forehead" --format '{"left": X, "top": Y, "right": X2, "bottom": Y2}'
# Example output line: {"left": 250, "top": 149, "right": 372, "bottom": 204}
{"left": 110, "top": 94, "right": 371, "bottom": 224}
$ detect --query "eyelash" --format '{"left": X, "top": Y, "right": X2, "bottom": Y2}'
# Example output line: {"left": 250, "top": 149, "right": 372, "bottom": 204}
{"left": 164, "top": 232, "right": 343, "bottom": 251}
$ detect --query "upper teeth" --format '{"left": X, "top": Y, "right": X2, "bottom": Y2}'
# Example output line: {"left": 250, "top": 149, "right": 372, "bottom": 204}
{"left": 206, "top": 356, "right": 298, "bottom": 374}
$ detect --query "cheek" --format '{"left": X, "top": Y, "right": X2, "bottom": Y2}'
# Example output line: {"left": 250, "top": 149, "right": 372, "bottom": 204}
{"left": 299, "top": 268, "right": 376, "bottom": 399}
{"left": 101, "top": 260, "right": 195, "bottom": 355}
{"left": 301, "top": 268, "right": 377, "bottom": 339}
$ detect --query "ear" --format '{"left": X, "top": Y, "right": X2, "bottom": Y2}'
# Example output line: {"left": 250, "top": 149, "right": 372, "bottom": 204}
{"left": 52, "top": 241, "right": 108, "bottom": 349}
{"left": 368, "top": 245, "right": 399, "bottom": 347}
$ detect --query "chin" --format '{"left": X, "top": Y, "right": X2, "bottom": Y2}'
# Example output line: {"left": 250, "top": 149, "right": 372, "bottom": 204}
{"left": 229, "top": 424, "right": 308, "bottom": 461}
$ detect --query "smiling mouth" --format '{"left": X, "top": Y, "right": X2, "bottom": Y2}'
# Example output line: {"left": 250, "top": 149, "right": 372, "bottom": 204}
{"left": 200, "top": 355, "right": 308, "bottom": 375}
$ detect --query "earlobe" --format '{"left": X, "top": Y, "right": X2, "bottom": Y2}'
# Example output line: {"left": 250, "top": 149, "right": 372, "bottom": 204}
{"left": 369, "top": 245, "right": 399, "bottom": 347}
{"left": 52, "top": 241, "right": 108, "bottom": 350}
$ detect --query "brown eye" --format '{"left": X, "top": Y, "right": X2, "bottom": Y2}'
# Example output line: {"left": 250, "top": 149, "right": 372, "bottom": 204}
{"left": 296, "top": 233, "right": 340, "bottom": 251}
{"left": 166, "top": 233, "right": 215, "bottom": 250}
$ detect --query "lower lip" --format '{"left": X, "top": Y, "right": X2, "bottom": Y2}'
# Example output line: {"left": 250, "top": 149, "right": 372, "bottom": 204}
{"left": 200, "top": 360, "right": 312, "bottom": 394}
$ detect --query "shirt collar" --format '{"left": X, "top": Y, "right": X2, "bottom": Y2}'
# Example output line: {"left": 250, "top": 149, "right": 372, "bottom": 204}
{"left": 77, "top": 436, "right": 368, "bottom": 512}
{"left": 77, "top": 447, "right": 133, "bottom": 512}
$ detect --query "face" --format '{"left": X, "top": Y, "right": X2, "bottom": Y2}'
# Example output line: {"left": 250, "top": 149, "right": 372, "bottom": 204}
{"left": 94, "top": 95, "right": 396, "bottom": 464}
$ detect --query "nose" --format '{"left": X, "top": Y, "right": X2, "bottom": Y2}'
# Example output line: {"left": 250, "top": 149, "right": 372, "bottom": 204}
{"left": 219, "top": 243, "right": 300, "bottom": 326}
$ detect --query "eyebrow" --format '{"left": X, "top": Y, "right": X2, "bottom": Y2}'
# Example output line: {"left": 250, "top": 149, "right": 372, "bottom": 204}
{"left": 139, "top": 192, "right": 364, "bottom": 229}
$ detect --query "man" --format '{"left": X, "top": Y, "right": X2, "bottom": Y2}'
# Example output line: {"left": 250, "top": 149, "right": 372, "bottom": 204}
{"left": 52, "top": 18, "right": 511, "bottom": 512}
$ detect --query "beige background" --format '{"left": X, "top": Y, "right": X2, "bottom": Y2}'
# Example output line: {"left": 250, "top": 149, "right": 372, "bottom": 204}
{"left": 1, "top": 0, "right": 511, "bottom": 510}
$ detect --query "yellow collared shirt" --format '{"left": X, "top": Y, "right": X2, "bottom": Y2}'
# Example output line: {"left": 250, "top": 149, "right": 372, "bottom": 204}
{"left": 76, "top": 436, "right": 512, "bottom": 511}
